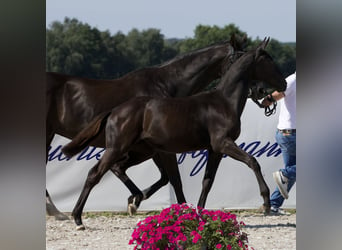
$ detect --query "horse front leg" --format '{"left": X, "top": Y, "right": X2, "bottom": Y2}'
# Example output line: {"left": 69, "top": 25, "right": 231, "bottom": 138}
{"left": 217, "top": 138, "right": 270, "bottom": 214}
{"left": 197, "top": 150, "right": 223, "bottom": 208}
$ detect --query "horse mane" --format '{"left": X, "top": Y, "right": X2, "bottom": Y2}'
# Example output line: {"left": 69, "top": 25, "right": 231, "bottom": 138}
{"left": 116, "top": 35, "right": 250, "bottom": 79}
{"left": 159, "top": 40, "right": 232, "bottom": 67}
{"left": 118, "top": 40, "right": 233, "bottom": 79}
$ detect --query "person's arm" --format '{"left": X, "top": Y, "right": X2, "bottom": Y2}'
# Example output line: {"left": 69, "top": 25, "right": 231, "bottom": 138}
{"left": 261, "top": 91, "right": 285, "bottom": 107}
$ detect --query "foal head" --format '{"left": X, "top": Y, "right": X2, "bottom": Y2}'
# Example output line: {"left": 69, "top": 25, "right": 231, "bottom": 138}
{"left": 222, "top": 37, "right": 286, "bottom": 94}
{"left": 250, "top": 38, "right": 287, "bottom": 93}
{"left": 216, "top": 37, "right": 286, "bottom": 106}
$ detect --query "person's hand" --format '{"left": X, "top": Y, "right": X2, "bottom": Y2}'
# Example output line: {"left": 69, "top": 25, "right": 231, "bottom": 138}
{"left": 261, "top": 92, "right": 284, "bottom": 107}
{"left": 261, "top": 95, "right": 273, "bottom": 107}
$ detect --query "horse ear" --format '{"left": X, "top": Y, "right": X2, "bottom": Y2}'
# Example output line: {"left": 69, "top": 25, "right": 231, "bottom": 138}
{"left": 230, "top": 33, "right": 248, "bottom": 51}
{"left": 256, "top": 37, "right": 270, "bottom": 58}
{"left": 263, "top": 37, "right": 270, "bottom": 49}
{"left": 258, "top": 37, "right": 270, "bottom": 49}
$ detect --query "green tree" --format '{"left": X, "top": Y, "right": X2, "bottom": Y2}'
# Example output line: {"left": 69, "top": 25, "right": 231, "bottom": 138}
{"left": 47, "top": 18, "right": 120, "bottom": 78}
{"left": 46, "top": 18, "right": 295, "bottom": 79}
{"left": 179, "top": 24, "right": 250, "bottom": 53}
{"left": 117, "top": 28, "right": 173, "bottom": 69}
{"left": 268, "top": 41, "right": 296, "bottom": 76}
{"left": 100, "top": 31, "right": 135, "bottom": 78}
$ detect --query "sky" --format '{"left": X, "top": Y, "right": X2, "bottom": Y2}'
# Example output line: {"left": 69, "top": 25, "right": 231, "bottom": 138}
{"left": 46, "top": 0, "right": 296, "bottom": 42}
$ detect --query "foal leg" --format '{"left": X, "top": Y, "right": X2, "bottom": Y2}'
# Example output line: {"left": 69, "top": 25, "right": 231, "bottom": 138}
{"left": 110, "top": 165, "right": 145, "bottom": 216}
{"left": 118, "top": 149, "right": 186, "bottom": 213}
{"left": 127, "top": 153, "right": 169, "bottom": 202}
{"left": 197, "top": 150, "right": 223, "bottom": 208}
{"left": 107, "top": 147, "right": 160, "bottom": 215}
{"left": 147, "top": 153, "right": 186, "bottom": 204}
{"left": 125, "top": 154, "right": 170, "bottom": 213}
{"left": 217, "top": 138, "right": 270, "bottom": 213}
{"left": 72, "top": 149, "right": 120, "bottom": 230}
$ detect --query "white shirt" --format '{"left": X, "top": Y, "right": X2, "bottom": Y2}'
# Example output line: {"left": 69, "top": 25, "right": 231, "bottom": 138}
{"left": 277, "top": 72, "right": 296, "bottom": 130}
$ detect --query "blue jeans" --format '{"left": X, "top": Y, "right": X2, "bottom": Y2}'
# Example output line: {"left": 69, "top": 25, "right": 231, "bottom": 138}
{"left": 270, "top": 130, "right": 296, "bottom": 208}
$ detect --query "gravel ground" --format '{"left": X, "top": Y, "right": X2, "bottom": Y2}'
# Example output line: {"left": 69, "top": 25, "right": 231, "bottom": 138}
{"left": 46, "top": 211, "right": 296, "bottom": 250}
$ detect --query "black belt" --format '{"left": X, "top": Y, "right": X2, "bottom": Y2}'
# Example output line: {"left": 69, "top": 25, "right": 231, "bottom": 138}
{"left": 278, "top": 129, "right": 296, "bottom": 133}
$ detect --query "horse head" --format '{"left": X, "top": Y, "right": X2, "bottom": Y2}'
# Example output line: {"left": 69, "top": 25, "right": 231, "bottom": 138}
{"left": 217, "top": 34, "right": 248, "bottom": 78}
{"left": 248, "top": 82, "right": 275, "bottom": 100}
{"left": 252, "top": 37, "right": 287, "bottom": 93}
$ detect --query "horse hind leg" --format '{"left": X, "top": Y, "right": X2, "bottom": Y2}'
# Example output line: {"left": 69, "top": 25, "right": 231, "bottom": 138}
{"left": 112, "top": 150, "right": 183, "bottom": 214}
{"left": 112, "top": 159, "right": 145, "bottom": 216}
{"left": 110, "top": 159, "right": 144, "bottom": 216}
{"left": 46, "top": 190, "right": 69, "bottom": 220}
{"left": 126, "top": 152, "right": 187, "bottom": 209}
{"left": 216, "top": 138, "right": 271, "bottom": 213}
{"left": 126, "top": 152, "right": 187, "bottom": 210}
{"left": 149, "top": 152, "right": 186, "bottom": 204}
{"left": 46, "top": 131, "right": 69, "bottom": 220}
{"left": 72, "top": 149, "right": 120, "bottom": 230}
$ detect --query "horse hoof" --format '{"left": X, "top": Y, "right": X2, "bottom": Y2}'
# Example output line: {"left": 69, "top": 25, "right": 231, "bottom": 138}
{"left": 54, "top": 213, "right": 70, "bottom": 221}
{"left": 262, "top": 204, "right": 271, "bottom": 215}
{"left": 128, "top": 203, "right": 137, "bottom": 216}
{"left": 257, "top": 204, "right": 270, "bottom": 215}
{"left": 76, "top": 224, "right": 86, "bottom": 230}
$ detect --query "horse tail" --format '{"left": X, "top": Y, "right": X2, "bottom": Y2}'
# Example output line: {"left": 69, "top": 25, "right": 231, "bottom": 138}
{"left": 62, "top": 111, "right": 111, "bottom": 158}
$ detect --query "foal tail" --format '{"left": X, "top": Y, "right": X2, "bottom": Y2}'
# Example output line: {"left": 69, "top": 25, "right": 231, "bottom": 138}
{"left": 62, "top": 112, "right": 111, "bottom": 158}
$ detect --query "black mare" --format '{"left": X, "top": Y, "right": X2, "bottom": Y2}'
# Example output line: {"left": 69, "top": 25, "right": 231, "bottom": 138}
{"left": 62, "top": 38, "right": 287, "bottom": 229}
{"left": 47, "top": 35, "right": 248, "bottom": 220}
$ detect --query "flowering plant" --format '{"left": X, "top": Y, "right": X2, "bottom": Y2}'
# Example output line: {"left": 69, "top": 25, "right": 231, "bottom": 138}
{"left": 129, "top": 203, "right": 252, "bottom": 250}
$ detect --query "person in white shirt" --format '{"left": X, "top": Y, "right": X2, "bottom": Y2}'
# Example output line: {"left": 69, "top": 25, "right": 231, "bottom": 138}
{"left": 262, "top": 71, "right": 296, "bottom": 214}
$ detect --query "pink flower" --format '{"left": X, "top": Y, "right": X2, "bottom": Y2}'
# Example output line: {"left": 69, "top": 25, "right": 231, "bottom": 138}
{"left": 129, "top": 204, "right": 249, "bottom": 249}
{"left": 216, "top": 243, "right": 222, "bottom": 249}
{"left": 192, "top": 235, "right": 201, "bottom": 244}
{"left": 191, "top": 231, "right": 202, "bottom": 243}
{"left": 176, "top": 233, "right": 187, "bottom": 242}
{"left": 141, "top": 232, "right": 148, "bottom": 241}
{"left": 216, "top": 229, "right": 223, "bottom": 235}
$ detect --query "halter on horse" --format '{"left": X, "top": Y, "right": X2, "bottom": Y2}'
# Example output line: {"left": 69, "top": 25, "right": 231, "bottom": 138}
{"left": 249, "top": 83, "right": 278, "bottom": 116}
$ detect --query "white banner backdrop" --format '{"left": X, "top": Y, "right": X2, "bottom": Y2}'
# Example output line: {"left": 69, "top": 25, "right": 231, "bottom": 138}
{"left": 46, "top": 100, "right": 296, "bottom": 212}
